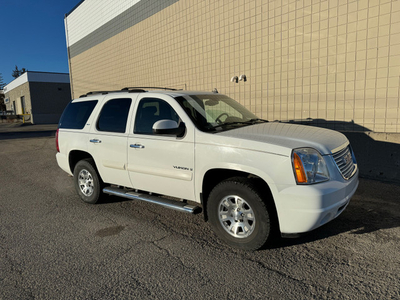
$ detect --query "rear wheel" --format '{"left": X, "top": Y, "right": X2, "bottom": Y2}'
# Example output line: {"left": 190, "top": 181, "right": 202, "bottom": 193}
{"left": 73, "top": 159, "right": 103, "bottom": 204}
{"left": 207, "top": 178, "right": 272, "bottom": 250}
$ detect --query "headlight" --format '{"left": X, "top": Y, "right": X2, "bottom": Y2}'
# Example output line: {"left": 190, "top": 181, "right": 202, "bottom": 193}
{"left": 292, "top": 148, "right": 329, "bottom": 184}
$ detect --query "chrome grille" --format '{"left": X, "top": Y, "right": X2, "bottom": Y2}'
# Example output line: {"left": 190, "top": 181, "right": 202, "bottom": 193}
{"left": 332, "top": 145, "right": 357, "bottom": 180}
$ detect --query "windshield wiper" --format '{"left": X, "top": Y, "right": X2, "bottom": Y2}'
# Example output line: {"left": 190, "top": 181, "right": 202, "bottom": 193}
{"left": 211, "top": 121, "right": 248, "bottom": 130}
{"left": 247, "top": 118, "right": 269, "bottom": 124}
{"left": 210, "top": 118, "right": 268, "bottom": 131}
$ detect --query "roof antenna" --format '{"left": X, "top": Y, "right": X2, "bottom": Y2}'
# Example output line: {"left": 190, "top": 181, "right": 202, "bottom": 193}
{"left": 212, "top": 88, "right": 218, "bottom": 93}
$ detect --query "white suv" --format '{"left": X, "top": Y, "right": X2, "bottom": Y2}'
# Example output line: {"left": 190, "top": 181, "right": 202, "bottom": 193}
{"left": 56, "top": 88, "right": 359, "bottom": 250}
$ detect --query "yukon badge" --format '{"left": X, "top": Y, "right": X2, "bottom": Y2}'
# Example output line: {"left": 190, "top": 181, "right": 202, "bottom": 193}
{"left": 173, "top": 166, "right": 193, "bottom": 172}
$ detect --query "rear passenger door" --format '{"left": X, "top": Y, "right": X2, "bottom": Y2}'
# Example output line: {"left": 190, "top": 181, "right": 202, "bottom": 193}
{"left": 127, "top": 94, "right": 195, "bottom": 200}
{"left": 88, "top": 96, "right": 136, "bottom": 187}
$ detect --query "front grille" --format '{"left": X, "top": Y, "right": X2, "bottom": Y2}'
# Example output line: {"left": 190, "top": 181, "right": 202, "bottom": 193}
{"left": 332, "top": 145, "right": 357, "bottom": 180}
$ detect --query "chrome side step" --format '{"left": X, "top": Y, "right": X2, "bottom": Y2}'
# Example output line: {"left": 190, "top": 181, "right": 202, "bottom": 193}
{"left": 103, "top": 186, "right": 201, "bottom": 214}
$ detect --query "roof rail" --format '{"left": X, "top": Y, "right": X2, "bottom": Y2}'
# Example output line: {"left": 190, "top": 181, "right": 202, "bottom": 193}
{"left": 79, "top": 91, "right": 109, "bottom": 98}
{"left": 79, "top": 89, "right": 122, "bottom": 98}
{"left": 126, "top": 89, "right": 147, "bottom": 93}
{"left": 78, "top": 86, "right": 180, "bottom": 98}
{"left": 121, "top": 87, "right": 181, "bottom": 91}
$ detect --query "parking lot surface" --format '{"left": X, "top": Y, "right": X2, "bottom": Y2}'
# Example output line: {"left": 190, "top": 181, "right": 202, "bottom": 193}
{"left": 0, "top": 125, "right": 399, "bottom": 299}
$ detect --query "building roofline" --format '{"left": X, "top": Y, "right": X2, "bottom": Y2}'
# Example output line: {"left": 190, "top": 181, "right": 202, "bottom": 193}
{"left": 65, "top": 0, "right": 85, "bottom": 18}
{"left": 24, "top": 71, "right": 70, "bottom": 75}
{"left": 4, "top": 71, "right": 70, "bottom": 93}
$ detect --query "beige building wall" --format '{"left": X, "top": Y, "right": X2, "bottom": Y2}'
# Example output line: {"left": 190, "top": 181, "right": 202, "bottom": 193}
{"left": 67, "top": 0, "right": 400, "bottom": 133}
{"left": 5, "top": 82, "right": 32, "bottom": 115}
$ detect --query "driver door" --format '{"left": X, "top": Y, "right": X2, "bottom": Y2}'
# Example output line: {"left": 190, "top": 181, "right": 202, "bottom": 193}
{"left": 127, "top": 94, "right": 195, "bottom": 201}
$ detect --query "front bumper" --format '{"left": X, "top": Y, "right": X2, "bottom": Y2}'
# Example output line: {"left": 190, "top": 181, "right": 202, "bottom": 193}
{"left": 275, "top": 170, "right": 359, "bottom": 234}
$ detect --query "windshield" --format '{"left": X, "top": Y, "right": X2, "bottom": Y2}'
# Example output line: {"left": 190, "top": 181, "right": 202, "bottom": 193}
{"left": 175, "top": 94, "right": 267, "bottom": 132}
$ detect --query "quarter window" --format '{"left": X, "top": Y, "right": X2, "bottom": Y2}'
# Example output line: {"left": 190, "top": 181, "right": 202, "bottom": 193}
{"left": 97, "top": 98, "right": 132, "bottom": 133}
{"left": 59, "top": 100, "right": 98, "bottom": 129}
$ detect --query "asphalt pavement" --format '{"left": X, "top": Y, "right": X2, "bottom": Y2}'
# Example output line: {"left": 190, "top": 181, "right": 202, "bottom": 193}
{"left": 0, "top": 124, "right": 399, "bottom": 299}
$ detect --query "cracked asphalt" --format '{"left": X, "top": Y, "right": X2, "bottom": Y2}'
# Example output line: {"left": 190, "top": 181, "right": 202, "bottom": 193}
{"left": 0, "top": 126, "right": 399, "bottom": 299}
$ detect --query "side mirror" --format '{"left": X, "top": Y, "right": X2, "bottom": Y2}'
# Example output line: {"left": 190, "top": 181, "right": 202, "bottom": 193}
{"left": 152, "top": 120, "right": 186, "bottom": 137}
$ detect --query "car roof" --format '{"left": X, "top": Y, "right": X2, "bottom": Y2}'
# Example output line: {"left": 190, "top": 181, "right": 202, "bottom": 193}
{"left": 75, "top": 89, "right": 217, "bottom": 101}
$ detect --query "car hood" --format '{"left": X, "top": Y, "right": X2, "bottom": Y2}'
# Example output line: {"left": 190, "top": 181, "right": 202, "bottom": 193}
{"left": 215, "top": 122, "right": 348, "bottom": 155}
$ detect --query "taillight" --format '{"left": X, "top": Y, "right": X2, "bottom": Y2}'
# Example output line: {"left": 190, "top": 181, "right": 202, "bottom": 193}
{"left": 56, "top": 129, "right": 60, "bottom": 152}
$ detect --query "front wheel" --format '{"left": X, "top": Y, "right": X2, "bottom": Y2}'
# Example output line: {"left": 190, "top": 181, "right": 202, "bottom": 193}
{"left": 207, "top": 178, "right": 272, "bottom": 250}
{"left": 73, "top": 159, "right": 103, "bottom": 204}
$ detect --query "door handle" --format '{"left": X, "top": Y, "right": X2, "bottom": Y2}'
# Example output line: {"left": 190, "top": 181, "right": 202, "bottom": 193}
{"left": 90, "top": 139, "right": 102, "bottom": 143}
{"left": 130, "top": 144, "right": 145, "bottom": 149}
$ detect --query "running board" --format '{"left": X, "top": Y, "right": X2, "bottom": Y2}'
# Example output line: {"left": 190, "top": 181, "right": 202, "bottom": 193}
{"left": 103, "top": 187, "right": 201, "bottom": 214}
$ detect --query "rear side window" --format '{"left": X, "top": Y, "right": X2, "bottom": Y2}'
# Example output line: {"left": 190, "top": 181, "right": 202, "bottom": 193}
{"left": 97, "top": 98, "right": 132, "bottom": 133}
{"left": 59, "top": 100, "right": 98, "bottom": 129}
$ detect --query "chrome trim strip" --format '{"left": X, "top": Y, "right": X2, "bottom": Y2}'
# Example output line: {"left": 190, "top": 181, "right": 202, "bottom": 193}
{"left": 331, "top": 141, "right": 350, "bottom": 155}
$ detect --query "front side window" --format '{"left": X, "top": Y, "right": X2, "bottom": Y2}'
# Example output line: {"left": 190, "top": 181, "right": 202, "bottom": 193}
{"left": 97, "top": 98, "right": 132, "bottom": 133}
{"left": 134, "top": 98, "right": 180, "bottom": 135}
{"left": 59, "top": 100, "right": 98, "bottom": 129}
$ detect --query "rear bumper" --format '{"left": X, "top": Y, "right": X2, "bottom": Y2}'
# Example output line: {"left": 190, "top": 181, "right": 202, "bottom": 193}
{"left": 56, "top": 152, "right": 72, "bottom": 176}
{"left": 275, "top": 171, "right": 359, "bottom": 234}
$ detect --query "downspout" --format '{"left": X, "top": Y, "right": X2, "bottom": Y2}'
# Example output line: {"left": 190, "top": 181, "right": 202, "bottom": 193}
{"left": 64, "top": 14, "right": 74, "bottom": 99}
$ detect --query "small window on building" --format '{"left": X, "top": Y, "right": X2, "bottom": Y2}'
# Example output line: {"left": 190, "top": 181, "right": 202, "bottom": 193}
{"left": 96, "top": 98, "right": 132, "bottom": 133}
{"left": 59, "top": 100, "right": 98, "bottom": 129}
{"left": 134, "top": 98, "right": 180, "bottom": 135}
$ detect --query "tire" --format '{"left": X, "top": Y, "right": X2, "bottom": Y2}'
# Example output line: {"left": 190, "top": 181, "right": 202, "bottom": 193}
{"left": 207, "top": 177, "right": 272, "bottom": 250}
{"left": 73, "top": 158, "right": 103, "bottom": 204}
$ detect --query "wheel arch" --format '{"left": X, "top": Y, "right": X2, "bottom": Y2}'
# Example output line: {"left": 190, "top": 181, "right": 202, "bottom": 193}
{"left": 201, "top": 168, "right": 279, "bottom": 231}
{"left": 68, "top": 150, "right": 97, "bottom": 175}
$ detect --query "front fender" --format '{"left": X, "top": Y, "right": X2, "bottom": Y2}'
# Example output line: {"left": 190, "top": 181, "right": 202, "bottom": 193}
{"left": 195, "top": 144, "right": 294, "bottom": 203}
